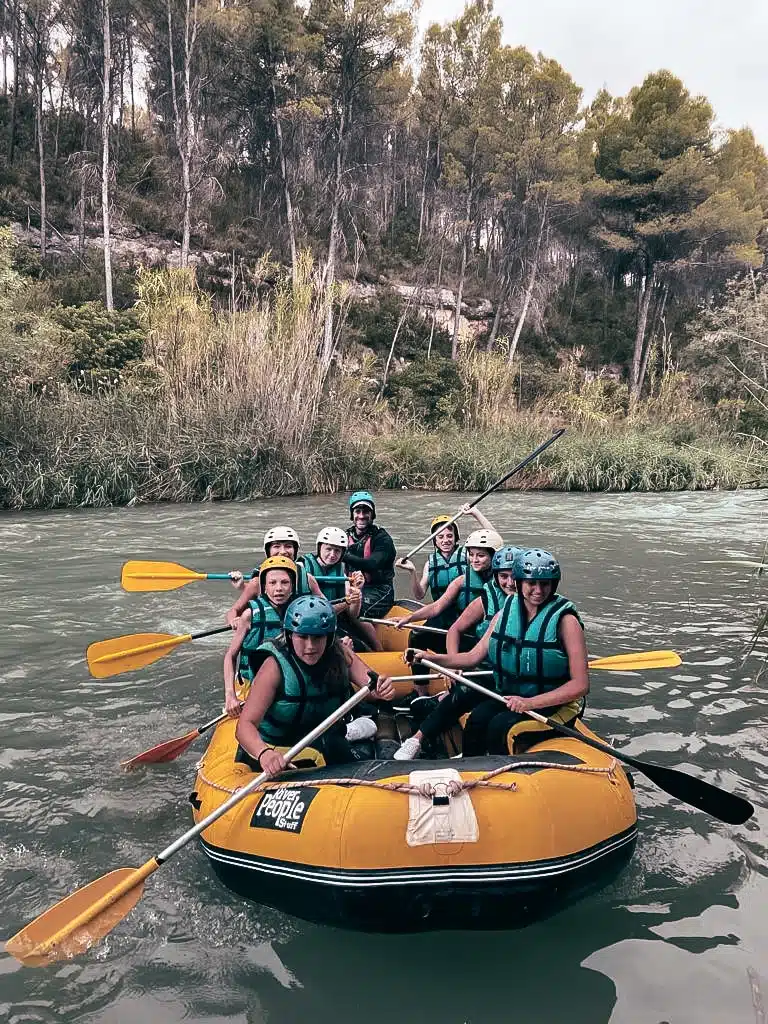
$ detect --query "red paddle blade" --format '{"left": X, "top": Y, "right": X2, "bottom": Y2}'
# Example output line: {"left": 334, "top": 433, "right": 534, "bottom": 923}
{"left": 120, "top": 730, "right": 199, "bottom": 770}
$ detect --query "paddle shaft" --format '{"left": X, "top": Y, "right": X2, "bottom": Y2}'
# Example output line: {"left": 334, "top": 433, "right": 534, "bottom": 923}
{"left": 416, "top": 657, "right": 753, "bottom": 824}
{"left": 362, "top": 617, "right": 451, "bottom": 635}
{"left": 403, "top": 428, "right": 566, "bottom": 559}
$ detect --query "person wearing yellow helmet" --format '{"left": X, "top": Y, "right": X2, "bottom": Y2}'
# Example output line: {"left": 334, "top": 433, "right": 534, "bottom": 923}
{"left": 225, "top": 526, "right": 324, "bottom": 628}
{"left": 222, "top": 556, "right": 298, "bottom": 718}
{"left": 396, "top": 502, "right": 498, "bottom": 607}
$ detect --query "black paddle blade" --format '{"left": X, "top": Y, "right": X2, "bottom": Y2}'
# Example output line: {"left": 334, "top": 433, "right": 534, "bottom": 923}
{"left": 637, "top": 761, "right": 754, "bottom": 825}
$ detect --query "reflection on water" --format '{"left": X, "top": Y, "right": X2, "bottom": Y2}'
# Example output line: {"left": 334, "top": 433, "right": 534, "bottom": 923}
{"left": 0, "top": 491, "right": 766, "bottom": 1023}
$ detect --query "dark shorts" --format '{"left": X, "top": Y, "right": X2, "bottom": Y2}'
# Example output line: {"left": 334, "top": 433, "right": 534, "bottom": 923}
{"left": 360, "top": 582, "right": 395, "bottom": 618}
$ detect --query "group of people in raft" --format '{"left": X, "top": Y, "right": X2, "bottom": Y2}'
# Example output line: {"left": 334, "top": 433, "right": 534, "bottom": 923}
{"left": 226, "top": 490, "right": 589, "bottom": 778}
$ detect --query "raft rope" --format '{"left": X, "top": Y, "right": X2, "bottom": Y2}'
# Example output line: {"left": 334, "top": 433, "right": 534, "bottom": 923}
{"left": 195, "top": 758, "right": 619, "bottom": 799}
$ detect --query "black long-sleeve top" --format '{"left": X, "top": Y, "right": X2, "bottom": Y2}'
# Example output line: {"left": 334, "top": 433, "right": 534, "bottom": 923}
{"left": 344, "top": 525, "right": 396, "bottom": 584}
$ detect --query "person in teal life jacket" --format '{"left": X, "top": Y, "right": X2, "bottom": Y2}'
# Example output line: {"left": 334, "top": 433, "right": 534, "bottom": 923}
{"left": 343, "top": 492, "right": 397, "bottom": 618}
{"left": 408, "top": 548, "right": 589, "bottom": 757}
{"left": 396, "top": 503, "right": 499, "bottom": 605}
{"left": 390, "top": 529, "right": 503, "bottom": 661}
{"left": 302, "top": 527, "right": 381, "bottom": 651}
{"left": 392, "top": 545, "right": 520, "bottom": 760}
{"left": 222, "top": 555, "right": 298, "bottom": 718}
{"left": 226, "top": 526, "right": 323, "bottom": 627}
{"left": 235, "top": 596, "right": 395, "bottom": 776}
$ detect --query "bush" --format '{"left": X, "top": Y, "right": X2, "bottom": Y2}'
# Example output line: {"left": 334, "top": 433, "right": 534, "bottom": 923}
{"left": 384, "top": 356, "right": 462, "bottom": 425}
{"left": 50, "top": 303, "right": 145, "bottom": 389}
{"left": 344, "top": 291, "right": 452, "bottom": 362}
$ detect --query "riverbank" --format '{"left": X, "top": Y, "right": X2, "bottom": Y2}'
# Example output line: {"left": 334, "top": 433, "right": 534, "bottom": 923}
{"left": 1, "top": 389, "right": 762, "bottom": 509}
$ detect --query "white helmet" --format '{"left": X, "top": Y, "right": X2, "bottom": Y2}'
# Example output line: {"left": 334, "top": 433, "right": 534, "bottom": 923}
{"left": 263, "top": 526, "right": 300, "bottom": 553}
{"left": 316, "top": 526, "right": 348, "bottom": 552}
{"left": 465, "top": 529, "right": 504, "bottom": 553}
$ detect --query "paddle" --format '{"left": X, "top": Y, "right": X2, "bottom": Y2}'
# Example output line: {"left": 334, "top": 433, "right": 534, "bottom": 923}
{"left": 87, "top": 625, "right": 232, "bottom": 679}
{"left": 402, "top": 428, "right": 565, "bottom": 560}
{"left": 120, "top": 709, "right": 233, "bottom": 769}
{"left": 122, "top": 560, "right": 348, "bottom": 593}
{"left": 412, "top": 656, "right": 754, "bottom": 825}
{"left": 5, "top": 673, "right": 380, "bottom": 968}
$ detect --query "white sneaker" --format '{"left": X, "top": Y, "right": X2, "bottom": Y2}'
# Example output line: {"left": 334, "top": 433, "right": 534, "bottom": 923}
{"left": 393, "top": 736, "right": 422, "bottom": 760}
{"left": 346, "top": 717, "right": 377, "bottom": 742}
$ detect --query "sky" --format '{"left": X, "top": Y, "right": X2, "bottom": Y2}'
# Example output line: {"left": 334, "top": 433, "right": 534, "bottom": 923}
{"left": 419, "top": 0, "right": 768, "bottom": 148}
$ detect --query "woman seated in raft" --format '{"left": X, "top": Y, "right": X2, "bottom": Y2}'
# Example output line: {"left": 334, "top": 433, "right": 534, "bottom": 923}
{"left": 393, "top": 545, "right": 521, "bottom": 760}
{"left": 226, "top": 526, "right": 324, "bottom": 627}
{"left": 235, "top": 595, "right": 395, "bottom": 777}
{"left": 223, "top": 555, "right": 300, "bottom": 718}
{"left": 396, "top": 502, "right": 500, "bottom": 604}
{"left": 301, "top": 527, "right": 381, "bottom": 652}
{"left": 390, "top": 529, "right": 503, "bottom": 690}
{"left": 403, "top": 548, "right": 589, "bottom": 758}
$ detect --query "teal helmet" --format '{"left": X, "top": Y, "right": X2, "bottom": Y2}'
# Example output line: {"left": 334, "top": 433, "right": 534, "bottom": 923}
{"left": 513, "top": 548, "right": 561, "bottom": 583}
{"left": 284, "top": 595, "right": 337, "bottom": 636}
{"left": 349, "top": 490, "right": 376, "bottom": 519}
{"left": 492, "top": 545, "right": 523, "bottom": 573}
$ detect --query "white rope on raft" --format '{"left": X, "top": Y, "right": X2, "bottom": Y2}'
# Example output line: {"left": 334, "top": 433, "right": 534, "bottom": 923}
{"left": 194, "top": 758, "right": 619, "bottom": 798}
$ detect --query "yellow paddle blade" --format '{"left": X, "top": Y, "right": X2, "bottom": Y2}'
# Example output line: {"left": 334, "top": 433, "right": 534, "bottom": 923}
{"left": 121, "top": 560, "right": 205, "bottom": 592}
{"left": 5, "top": 860, "right": 158, "bottom": 968}
{"left": 87, "top": 632, "right": 190, "bottom": 678}
{"left": 590, "top": 650, "right": 682, "bottom": 671}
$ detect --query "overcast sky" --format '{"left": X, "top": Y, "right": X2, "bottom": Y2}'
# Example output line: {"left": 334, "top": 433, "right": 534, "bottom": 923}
{"left": 419, "top": 0, "right": 768, "bottom": 148}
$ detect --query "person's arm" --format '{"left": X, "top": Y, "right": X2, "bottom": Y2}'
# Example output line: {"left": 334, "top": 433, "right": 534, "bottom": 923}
{"left": 446, "top": 596, "right": 484, "bottom": 656}
{"left": 396, "top": 558, "right": 429, "bottom": 599}
{"left": 235, "top": 657, "right": 285, "bottom": 776}
{"left": 223, "top": 611, "right": 251, "bottom": 717}
{"left": 412, "top": 614, "right": 496, "bottom": 671}
{"left": 393, "top": 575, "right": 463, "bottom": 629}
{"left": 308, "top": 574, "right": 323, "bottom": 597}
{"left": 503, "top": 614, "right": 590, "bottom": 713}
{"left": 460, "top": 501, "right": 495, "bottom": 532}
{"left": 226, "top": 578, "right": 260, "bottom": 627}
{"left": 343, "top": 530, "right": 396, "bottom": 573}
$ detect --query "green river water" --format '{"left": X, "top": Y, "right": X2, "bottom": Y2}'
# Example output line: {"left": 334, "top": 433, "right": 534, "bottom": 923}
{"left": 0, "top": 490, "right": 766, "bottom": 1023}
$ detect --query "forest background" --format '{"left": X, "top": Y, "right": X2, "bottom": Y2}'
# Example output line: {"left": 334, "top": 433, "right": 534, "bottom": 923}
{"left": 2, "top": 0, "right": 768, "bottom": 509}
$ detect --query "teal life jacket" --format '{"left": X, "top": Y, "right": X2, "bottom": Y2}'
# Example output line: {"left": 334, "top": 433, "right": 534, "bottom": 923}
{"left": 477, "top": 578, "right": 506, "bottom": 637}
{"left": 256, "top": 640, "right": 348, "bottom": 744}
{"left": 427, "top": 546, "right": 467, "bottom": 601}
{"left": 455, "top": 564, "right": 493, "bottom": 616}
{"left": 302, "top": 552, "right": 347, "bottom": 602}
{"left": 240, "top": 598, "right": 286, "bottom": 680}
{"left": 487, "top": 593, "right": 582, "bottom": 698}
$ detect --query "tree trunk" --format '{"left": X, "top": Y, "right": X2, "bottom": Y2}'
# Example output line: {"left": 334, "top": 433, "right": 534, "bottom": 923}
{"left": 427, "top": 232, "right": 445, "bottom": 359}
{"left": 8, "top": 0, "right": 18, "bottom": 163}
{"left": 417, "top": 134, "right": 430, "bottom": 249}
{"left": 35, "top": 77, "right": 46, "bottom": 260}
{"left": 452, "top": 138, "right": 478, "bottom": 360}
{"left": 101, "top": 0, "right": 114, "bottom": 310}
{"left": 322, "top": 99, "right": 346, "bottom": 366}
{"left": 270, "top": 75, "right": 297, "bottom": 288}
{"left": 167, "top": 0, "right": 198, "bottom": 268}
{"left": 637, "top": 283, "right": 668, "bottom": 396}
{"left": 508, "top": 196, "right": 548, "bottom": 365}
{"left": 487, "top": 280, "right": 508, "bottom": 351}
{"left": 630, "top": 259, "right": 655, "bottom": 401}
{"left": 127, "top": 27, "right": 136, "bottom": 139}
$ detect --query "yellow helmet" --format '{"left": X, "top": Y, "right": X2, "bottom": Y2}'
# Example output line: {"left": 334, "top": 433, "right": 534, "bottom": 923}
{"left": 430, "top": 515, "right": 459, "bottom": 545}
{"left": 258, "top": 555, "right": 297, "bottom": 590}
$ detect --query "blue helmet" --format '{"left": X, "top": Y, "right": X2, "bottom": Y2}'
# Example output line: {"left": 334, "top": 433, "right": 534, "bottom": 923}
{"left": 492, "top": 545, "right": 523, "bottom": 573}
{"left": 349, "top": 490, "right": 375, "bottom": 519}
{"left": 283, "top": 595, "right": 337, "bottom": 636}
{"left": 513, "top": 548, "right": 561, "bottom": 583}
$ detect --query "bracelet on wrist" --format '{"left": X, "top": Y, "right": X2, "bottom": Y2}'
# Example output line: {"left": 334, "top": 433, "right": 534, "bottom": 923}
{"left": 257, "top": 746, "right": 276, "bottom": 766}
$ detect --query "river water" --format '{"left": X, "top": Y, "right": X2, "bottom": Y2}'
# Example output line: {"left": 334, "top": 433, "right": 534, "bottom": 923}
{"left": 0, "top": 491, "right": 766, "bottom": 1023}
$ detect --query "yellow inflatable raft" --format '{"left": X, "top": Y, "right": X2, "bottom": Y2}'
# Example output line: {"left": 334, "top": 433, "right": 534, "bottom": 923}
{"left": 191, "top": 714, "right": 637, "bottom": 930}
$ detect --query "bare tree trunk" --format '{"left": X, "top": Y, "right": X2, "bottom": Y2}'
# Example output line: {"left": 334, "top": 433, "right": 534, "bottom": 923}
{"left": 637, "top": 283, "right": 668, "bottom": 396}
{"left": 417, "top": 134, "right": 430, "bottom": 249}
{"left": 487, "top": 280, "right": 508, "bottom": 351}
{"left": 508, "top": 196, "right": 549, "bottom": 365}
{"left": 127, "top": 27, "right": 136, "bottom": 140}
{"left": 167, "top": 0, "right": 198, "bottom": 268}
{"left": 427, "top": 231, "right": 445, "bottom": 359}
{"left": 35, "top": 76, "right": 46, "bottom": 260}
{"left": 630, "top": 259, "right": 655, "bottom": 401}
{"left": 270, "top": 75, "right": 297, "bottom": 287}
{"left": 451, "top": 138, "right": 477, "bottom": 360}
{"left": 8, "top": 0, "right": 18, "bottom": 163}
{"left": 323, "top": 99, "right": 346, "bottom": 366}
{"left": 101, "top": 0, "right": 113, "bottom": 310}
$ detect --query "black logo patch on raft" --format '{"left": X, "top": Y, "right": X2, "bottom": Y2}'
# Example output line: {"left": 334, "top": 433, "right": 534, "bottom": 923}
{"left": 250, "top": 787, "right": 320, "bottom": 833}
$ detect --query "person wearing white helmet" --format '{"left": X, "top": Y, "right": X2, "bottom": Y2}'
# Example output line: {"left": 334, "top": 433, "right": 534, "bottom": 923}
{"left": 390, "top": 528, "right": 504, "bottom": 695}
{"left": 302, "top": 527, "right": 382, "bottom": 651}
{"left": 225, "top": 526, "right": 323, "bottom": 628}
